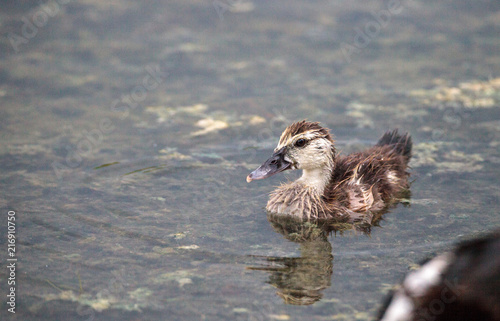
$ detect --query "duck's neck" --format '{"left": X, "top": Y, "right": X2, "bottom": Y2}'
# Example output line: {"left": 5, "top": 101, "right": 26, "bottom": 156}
{"left": 297, "top": 166, "right": 332, "bottom": 194}
{"left": 294, "top": 144, "right": 335, "bottom": 194}
{"left": 297, "top": 146, "right": 335, "bottom": 194}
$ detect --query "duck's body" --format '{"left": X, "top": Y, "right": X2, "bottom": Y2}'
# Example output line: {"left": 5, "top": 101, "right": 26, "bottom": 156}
{"left": 247, "top": 121, "right": 412, "bottom": 221}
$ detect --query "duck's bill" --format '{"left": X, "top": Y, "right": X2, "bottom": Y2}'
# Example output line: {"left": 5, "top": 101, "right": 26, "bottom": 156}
{"left": 246, "top": 148, "right": 291, "bottom": 182}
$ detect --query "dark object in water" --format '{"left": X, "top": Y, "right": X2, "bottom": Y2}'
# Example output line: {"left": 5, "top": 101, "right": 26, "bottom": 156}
{"left": 378, "top": 229, "right": 500, "bottom": 321}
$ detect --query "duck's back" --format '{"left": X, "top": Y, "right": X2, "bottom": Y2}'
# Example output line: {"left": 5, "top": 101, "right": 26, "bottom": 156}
{"left": 326, "top": 130, "right": 412, "bottom": 213}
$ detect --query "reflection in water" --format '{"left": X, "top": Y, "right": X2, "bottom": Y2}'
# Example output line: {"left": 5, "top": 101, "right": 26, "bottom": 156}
{"left": 248, "top": 213, "right": 381, "bottom": 305}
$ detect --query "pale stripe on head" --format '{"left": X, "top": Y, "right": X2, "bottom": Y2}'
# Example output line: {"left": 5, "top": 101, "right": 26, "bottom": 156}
{"left": 275, "top": 120, "right": 333, "bottom": 151}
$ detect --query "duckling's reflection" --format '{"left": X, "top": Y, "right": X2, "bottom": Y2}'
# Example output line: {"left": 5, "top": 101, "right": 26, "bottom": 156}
{"left": 248, "top": 213, "right": 381, "bottom": 305}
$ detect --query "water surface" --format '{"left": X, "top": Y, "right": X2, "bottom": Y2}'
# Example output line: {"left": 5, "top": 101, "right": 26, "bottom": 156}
{"left": 1, "top": 1, "right": 500, "bottom": 320}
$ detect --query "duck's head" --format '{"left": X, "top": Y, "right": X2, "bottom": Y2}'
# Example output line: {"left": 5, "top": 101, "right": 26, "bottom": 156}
{"left": 247, "top": 120, "right": 335, "bottom": 182}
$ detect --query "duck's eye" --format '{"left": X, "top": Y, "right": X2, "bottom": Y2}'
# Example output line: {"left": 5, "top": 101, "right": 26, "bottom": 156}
{"left": 294, "top": 138, "right": 307, "bottom": 148}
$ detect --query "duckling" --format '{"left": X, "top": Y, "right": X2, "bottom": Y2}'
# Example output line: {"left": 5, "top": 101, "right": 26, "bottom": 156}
{"left": 247, "top": 120, "right": 412, "bottom": 221}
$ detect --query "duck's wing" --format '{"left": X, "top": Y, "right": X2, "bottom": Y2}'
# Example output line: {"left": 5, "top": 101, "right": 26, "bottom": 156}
{"left": 328, "top": 146, "right": 410, "bottom": 212}
{"left": 346, "top": 178, "right": 384, "bottom": 212}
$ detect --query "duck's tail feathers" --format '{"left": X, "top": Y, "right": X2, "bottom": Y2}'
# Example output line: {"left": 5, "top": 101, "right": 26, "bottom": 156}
{"left": 376, "top": 129, "right": 412, "bottom": 158}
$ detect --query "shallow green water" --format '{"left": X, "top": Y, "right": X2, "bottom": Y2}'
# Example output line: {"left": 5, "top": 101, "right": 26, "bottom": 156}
{"left": 1, "top": 1, "right": 500, "bottom": 320}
